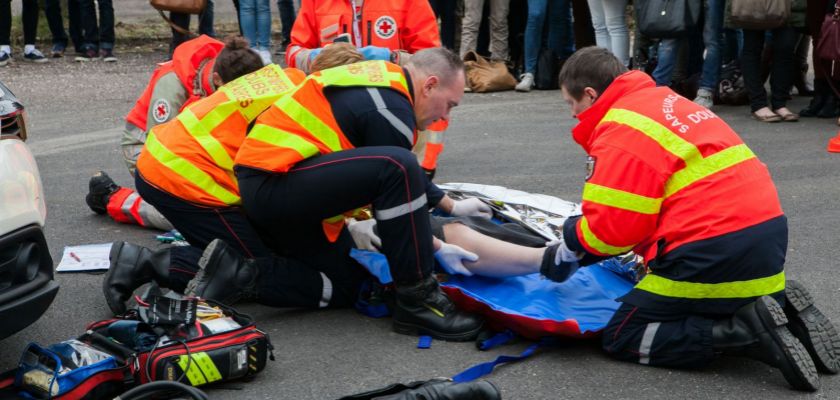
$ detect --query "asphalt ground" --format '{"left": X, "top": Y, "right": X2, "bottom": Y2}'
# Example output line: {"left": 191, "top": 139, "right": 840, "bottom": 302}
{"left": 2, "top": 7, "right": 840, "bottom": 400}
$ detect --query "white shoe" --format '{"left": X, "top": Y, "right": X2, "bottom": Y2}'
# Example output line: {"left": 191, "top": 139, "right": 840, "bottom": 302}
{"left": 259, "top": 49, "right": 272, "bottom": 66}
{"left": 516, "top": 73, "right": 534, "bottom": 92}
{"left": 693, "top": 88, "right": 714, "bottom": 108}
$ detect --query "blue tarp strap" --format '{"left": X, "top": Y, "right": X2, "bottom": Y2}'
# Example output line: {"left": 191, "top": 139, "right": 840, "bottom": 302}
{"left": 451, "top": 342, "right": 542, "bottom": 383}
{"left": 477, "top": 330, "right": 516, "bottom": 351}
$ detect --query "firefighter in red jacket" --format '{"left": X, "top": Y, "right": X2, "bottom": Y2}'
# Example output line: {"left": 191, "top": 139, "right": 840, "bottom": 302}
{"left": 545, "top": 47, "right": 840, "bottom": 391}
{"left": 85, "top": 36, "right": 263, "bottom": 232}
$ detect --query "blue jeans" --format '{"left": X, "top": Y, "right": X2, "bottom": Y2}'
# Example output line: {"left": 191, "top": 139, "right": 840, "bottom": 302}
{"left": 586, "top": 0, "right": 629, "bottom": 65}
{"left": 276, "top": 0, "right": 296, "bottom": 44}
{"left": 652, "top": 0, "right": 724, "bottom": 91}
{"left": 240, "top": 0, "right": 271, "bottom": 50}
{"left": 523, "top": 0, "right": 574, "bottom": 74}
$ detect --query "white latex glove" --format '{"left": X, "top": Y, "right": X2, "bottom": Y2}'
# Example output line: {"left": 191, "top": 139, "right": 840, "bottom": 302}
{"left": 347, "top": 218, "right": 381, "bottom": 251}
{"left": 450, "top": 198, "right": 493, "bottom": 219}
{"left": 434, "top": 242, "right": 478, "bottom": 276}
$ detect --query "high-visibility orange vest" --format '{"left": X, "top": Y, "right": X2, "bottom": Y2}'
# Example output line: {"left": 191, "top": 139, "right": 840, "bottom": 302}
{"left": 125, "top": 35, "right": 224, "bottom": 132}
{"left": 413, "top": 119, "right": 447, "bottom": 171}
{"left": 235, "top": 60, "right": 412, "bottom": 241}
{"left": 235, "top": 60, "right": 413, "bottom": 173}
{"left": 136, "top": 65, "right": 305, "bottom": 207}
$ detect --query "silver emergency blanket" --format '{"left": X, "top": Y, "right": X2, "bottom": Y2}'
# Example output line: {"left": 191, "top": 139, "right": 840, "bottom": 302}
{"left": 439, "top": 182, "right": 582, "bottom": 242}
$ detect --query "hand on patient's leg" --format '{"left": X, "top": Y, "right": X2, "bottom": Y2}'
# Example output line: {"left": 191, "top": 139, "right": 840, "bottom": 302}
{"left": 441, "top": 223, "right": 544, "bottom": 277}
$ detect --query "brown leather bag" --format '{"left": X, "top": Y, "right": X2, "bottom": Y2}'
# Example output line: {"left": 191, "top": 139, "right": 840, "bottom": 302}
{"left": 463, "top": 51, "right": 516, "bottom": 93}
{"left": 817, "top": 1, "right": 840, "bottom": 62}
{"left": 149, "top": 0, "right": 206, "bottom": 14}
{"left": 728, "top": 0, "right": 790, "bottom": 30}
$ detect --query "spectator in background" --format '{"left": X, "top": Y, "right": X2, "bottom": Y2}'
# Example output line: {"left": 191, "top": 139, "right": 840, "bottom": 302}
{"left": 741, "top": 0, "right": 805, "bottom": 122}
{"left": 0, "top": 0, "right": 48, "bottom": 65}
{"left": 800, "top": 0, "right": 836, "bottom": 120}
{"left": 651, "top": 0, "right": 724, "bottom": 107}
{"left": 45, "top": 0, "right": 82, "bottom": 58}
{"left": 516, "top": 0, "right": 575, "bottom": 92}
{"left": 586, "top": 0, "right": 628, "bottom": 66}
{"left": 75, "top": 0, "right": 115, "bottom": 62}
{"left": 430, "top": 0, "right": 456, "bottom": 50}
{"left": 240, "top": 0, "right": 272, "bottom": 64}
{"left": 461, "top": 0, "right": 510, "bottom": 62}
{"left": 170, "top": 1, "right": 216, "bottom": 57}
{"left": 275, "top": 0, "right": 296, "bottom": 55}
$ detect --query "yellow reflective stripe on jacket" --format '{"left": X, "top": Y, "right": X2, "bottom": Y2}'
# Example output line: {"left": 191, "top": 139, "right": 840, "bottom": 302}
{"left": 599, "top": 108, "right": 757, "bottom": 198}
{"left": 248, "top": 123, "right": 320, "bottom": 157}
{"left": 145, "top": 131, "right": 240, "bottom": 205}
{"left": 315, "top": 61, "right": 406, "bottom": 88}
{"left": 275, "top": 95, "right": 343, "bottom": 151}
{"left": 665, "top": 144, "right": 756, "bottom": 197}
{"left": 579, "top": 216, "right": 634, "bottom": 255}
{"left": 178, "top": 109, "right": 235, "bottom": 171}
{"left": 635, "top": 270, "right": 785, "bottom": 299}
{"left": 582, "top": 182, "right": 662, "bottom": 215}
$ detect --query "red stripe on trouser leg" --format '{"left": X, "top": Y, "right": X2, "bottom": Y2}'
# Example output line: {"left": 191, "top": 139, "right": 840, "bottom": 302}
{"left": 106, "top": 187, "right": 135, "bottom": 224}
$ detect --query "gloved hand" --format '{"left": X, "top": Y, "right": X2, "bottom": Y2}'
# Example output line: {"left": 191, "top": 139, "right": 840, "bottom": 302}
{"left": 434, "top": 242, "right": 477, "bottom": 276}
{"left": 347, "top": 218, "right": 381, "bottom": 251}
{"left": 540, "top": 239, "right": 582, "bottom": 282}
{"left": 450, "top": 198, "right": 493, "bottom": 219}
{"left": 307, "top": 47, "right": 324, "bottom": 63}
{"left": 360, "top": 46, "right": 391, "bottom": 61}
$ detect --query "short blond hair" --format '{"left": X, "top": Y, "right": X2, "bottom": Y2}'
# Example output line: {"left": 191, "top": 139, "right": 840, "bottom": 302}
{"left": 311, "top": 43, "right": 365, "bottom": 73}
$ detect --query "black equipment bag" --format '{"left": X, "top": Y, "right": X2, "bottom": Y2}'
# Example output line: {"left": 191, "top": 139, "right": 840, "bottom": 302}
{"left": 534, "top": 48, "right": 560, "bottom": 90}
{"left": 635, "top": 0, "right": 703, "bottom": 38}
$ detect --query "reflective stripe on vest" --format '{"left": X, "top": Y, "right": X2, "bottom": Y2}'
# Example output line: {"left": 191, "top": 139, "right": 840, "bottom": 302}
{"left": 142, "top": 64, "right": 296, "bottom": 206}
{"left": 577, "top": 108, "right": 758, "bottom": 254}
{"left": 635, "top": 270, "right": 785, "bottom": 299}
{"left": 238, "top": 61, "right": 412, "bottom": 173}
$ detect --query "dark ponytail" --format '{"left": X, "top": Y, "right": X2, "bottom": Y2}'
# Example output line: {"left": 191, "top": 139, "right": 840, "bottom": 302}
{"left": 213, "top": 36, "right": 264, "bottom": 84}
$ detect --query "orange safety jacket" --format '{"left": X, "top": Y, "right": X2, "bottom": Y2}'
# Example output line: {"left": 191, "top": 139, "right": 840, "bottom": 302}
{"left": 567, "top": 71, "right": 785, "bottom": 304}
{"left": 286, "top": 0, "right": 440, "bottom": 71}
{"left": 136, "top": 65, "right": 306, "bottom": 207}
{"left": 235, "top": 60, "right": 413, "bottom": 240}
{"left": 414, "top": 119, "right": 447, "bottom": 172}
{"left": 125, "top": 35, "right": 224, "bottom": 132}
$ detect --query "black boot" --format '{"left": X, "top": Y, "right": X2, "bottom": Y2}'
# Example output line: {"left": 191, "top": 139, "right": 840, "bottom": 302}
{"left": 377, "top": 380, "right": 501, "bottom": 400}
{"left": 102, "top": 242, "right": 170, "bottom": 315}
{"left": 185, "top": 239, "right": 258, "bottom": 305}
{"left": 393, "top": 276, "right": 483, "bottom": 342}
{"left": 800, "top": 79, "right": 828, "bottom": 117}
{"left": 713, "top": 296, "right": 818, "bottom": 391}
{"left": 86, "top": 171, "right": 120, "bottom": 214}
{"left": 784, "top": 280, "right": 840, "bottom": 374}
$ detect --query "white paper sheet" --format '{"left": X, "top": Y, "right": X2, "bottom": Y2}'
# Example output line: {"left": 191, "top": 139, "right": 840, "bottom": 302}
{"left": 56, "top": 243, "right": 113, "bottom": 272}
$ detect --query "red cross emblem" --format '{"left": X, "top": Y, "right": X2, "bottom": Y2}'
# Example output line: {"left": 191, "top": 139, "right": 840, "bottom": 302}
{"left": 374, "top": 16, "right": 396, "bottom": 40}
{"left": 152, "top": 98, "right": 171, "bottom": 123}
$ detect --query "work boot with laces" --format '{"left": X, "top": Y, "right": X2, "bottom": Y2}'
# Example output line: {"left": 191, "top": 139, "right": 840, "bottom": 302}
{"left": 713, "top": 296, "right": 819, "bottom": 391}
{"left": 185, "top": 239, "right": 259, "bottom": 305}
{"left": 784, "top": 280, "right": 840, "bottom": 374}
{"left": 86, "top": 171, "right": 120, "bottom": 214}
{"left": 393, "top": 276, "right": 483, "bottom": 341}
{"left": 102, "top": 242, "right": 170, "bottom": 315}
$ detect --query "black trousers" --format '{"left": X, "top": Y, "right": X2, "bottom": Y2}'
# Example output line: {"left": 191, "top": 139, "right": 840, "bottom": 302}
{"left": 79, "top": 0, "right": 114, "bottom": 50}
{"left": 45, "top": 0, "right": 82, "bottom": 50}
{"left": 0, "top": 0, "right": 38, "bottom": 46}
{"left": 429, "top": 0, "right": 456, "bottom": 49}
{"left": 237, "top": 146, "right": 435, "bottom": 287}
{"left": 136, "top": 172, "right": 347, "bottom": 308}
{"left": 742, "top": 27, "right": 798, "bottom": 112}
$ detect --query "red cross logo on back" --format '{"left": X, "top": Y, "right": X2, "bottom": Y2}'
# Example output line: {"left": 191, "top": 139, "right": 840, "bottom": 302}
{"left": 152, "top": 98, "right": 171, "bottom": 123}
{"left": 374, "top": 16, "right": 396, "bottom": 40}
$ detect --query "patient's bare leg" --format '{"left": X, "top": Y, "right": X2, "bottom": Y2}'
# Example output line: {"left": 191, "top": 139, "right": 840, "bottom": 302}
{"left": 441, "top": 222, "right": 544, "bottom": 277}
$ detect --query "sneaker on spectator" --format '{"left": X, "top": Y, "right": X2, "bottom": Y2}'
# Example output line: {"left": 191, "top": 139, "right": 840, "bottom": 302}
{"left": 75, "top": 47, "right": 98, "bottom": 62}
{"left": 51, "top": 43, "right": 65, "bottom": 58}
{"left": 694, "top": 88, "right": 714, "bottom": 108}
{"left": 258, "top": 49, "right": 272, "bottom": 65}
{"left": 0, "top": 51, "right": 9, "bottom": 67}
{"left": 101, "top": 48, "right": 117, "bottom": 62}
{"left": 23, "top": 49, "right": 47, "bottom": 63}
{"left": 515, "top": 73, "right": 534, "bottom": 92}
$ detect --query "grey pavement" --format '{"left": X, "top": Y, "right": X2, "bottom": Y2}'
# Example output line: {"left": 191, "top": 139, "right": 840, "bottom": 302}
{"left": 3, "top": 51, "right": 840, "bottom": 400}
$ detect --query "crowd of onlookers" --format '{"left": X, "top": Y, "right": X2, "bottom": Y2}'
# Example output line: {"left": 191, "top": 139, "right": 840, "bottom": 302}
{"left": 1, "top": 0, "right": 837, "bottom": 123}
